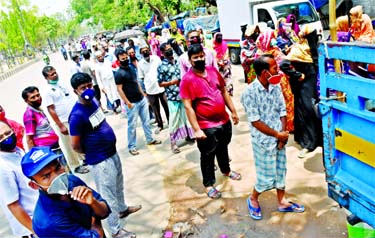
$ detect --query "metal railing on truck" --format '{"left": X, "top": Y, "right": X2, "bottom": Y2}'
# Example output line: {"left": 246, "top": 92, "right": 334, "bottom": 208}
{"left": 318, "top": 41, "right": 375, "bottom": 228}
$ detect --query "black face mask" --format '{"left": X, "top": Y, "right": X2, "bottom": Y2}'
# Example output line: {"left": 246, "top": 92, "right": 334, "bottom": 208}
{"left": 142, "top": 51, "right": 150, "bottom": 58}
{"left": 30, "top": 101, "right": 42, "bottom": 108}
{"left": 164, "top": 49, "right": 174, "bottom": 58}
{"left": 189, "top": 36, "right": 202, "bottom": 45}
{"left": 251, "top": 33, "right": 260, "bottom": 42}
{"left": 0, "top": 133, "right": 17, "bottom": 151}
{"left": 216, "top": 37, "right": 223, "bottom": 43}
{"left": 120, "top": 59, "right": 129, "bottom": 67}
{"left": 193, "top": 59, "right": 205, "bottom": 71}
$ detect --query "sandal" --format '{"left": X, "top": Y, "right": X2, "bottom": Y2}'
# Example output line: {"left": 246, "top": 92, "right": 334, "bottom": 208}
{"left": 247, "top": 197, "right": 262, "bottom": 220}
{"left": 147, "top": 139, "right": 162, "bottom": 145}
{"left": 129, "top": 148, "right": 139, "bottom": 156}
{"left": 278, "top": 202, "right": 305, "bottom": 213}
{"left": 206, "top": 187, "right": 222, "bottom": 199}
{"left": 224, "top": 171, "right": 241, "bottom": 180}
{"left": 171, "top": 145, "right": 181, "bottom": 154}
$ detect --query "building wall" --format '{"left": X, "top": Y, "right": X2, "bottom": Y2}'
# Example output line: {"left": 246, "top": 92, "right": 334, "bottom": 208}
{"left": 352, "top": 0, "right": 375, "bottom": 17}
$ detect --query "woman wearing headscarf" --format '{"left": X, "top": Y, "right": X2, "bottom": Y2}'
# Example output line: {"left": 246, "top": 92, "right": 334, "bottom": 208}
{"left": 240, "top": 24, "right": 260, "bottom": 84}
{"left": 286, "top": 14, "right": 300, "bottom": 36}
{"left": 254, "top": 30, "right": 295, "bottom": 133}
{"left": 349, "top": 5, "right": 375, "bottom": 43}
{"left": 280, "top": 25, "right": 322, "bottom": 158}
{"left": 213, "top": 32, "right": 233, "bottom": 96}
{"left": 276, "top": 17, "right": 299, "bottom": 55}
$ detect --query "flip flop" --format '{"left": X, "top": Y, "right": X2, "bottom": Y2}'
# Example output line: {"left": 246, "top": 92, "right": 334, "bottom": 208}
{"left": 224, "top": 171, "right": 242, "bottom": 180}
{"left": 206, "top": 187, "right": 222, "bottom": 199}
{"left": 247, "top": 197, "right": 262, "bottom": 220}
{"left": 278, "top": 202, "right": 305, "bottom": 213}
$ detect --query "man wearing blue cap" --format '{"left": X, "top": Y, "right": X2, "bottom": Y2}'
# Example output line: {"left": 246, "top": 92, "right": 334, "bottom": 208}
{"left": 69, "top": 72, "right": 141, "bottom": 238}
{"left": 21, "top": 146, "right": 110, "bottom": 238}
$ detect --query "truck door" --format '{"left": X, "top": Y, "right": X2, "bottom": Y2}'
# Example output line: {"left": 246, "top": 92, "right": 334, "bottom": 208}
{"left": 318, "top": 41, "right": 375, "bottom": 228}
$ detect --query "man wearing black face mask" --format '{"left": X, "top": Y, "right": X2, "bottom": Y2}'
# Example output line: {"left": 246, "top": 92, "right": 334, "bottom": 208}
{"left": 0, "top": 121, "right": 38, "bottom": 238}
{"left": 179, "top": 29, "right": 218, "bottom": 77}
{"left": 114, "top": 49, "right": 162, "bottom": 156}
{"left": 69, "top": 72, "right": 141, "bottom": 238}
{"left": 180, "top": 44, "right": 241, "bottom": 199}
{"left": 22, "top": 86, "right": 60, "bottom": 151}
{"left": 21, "top": 146, "right": 110, "bottom": 238}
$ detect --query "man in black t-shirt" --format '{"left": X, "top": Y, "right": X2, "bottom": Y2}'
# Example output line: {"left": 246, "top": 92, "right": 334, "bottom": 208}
{"left": 114, "top": 49, "right": 162, "bottom": 156}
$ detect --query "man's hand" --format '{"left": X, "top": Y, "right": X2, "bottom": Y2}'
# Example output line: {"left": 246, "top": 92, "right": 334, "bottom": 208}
{"left": 127, "top": 103, "right": 134, "bottom": 109}
{"left": 276, "top": 131, "right": 289, "bottom": 143}
{"left": 194, "top": 129, "right": 207, "bottom": 140}
{"left": 170, "top": 79, "right": 179, "bottom": 86}
{"left": 231, "top": 112, "right": 239, "bottom": 125}
{"left": 58, "top": 124, "right": 69, "bottom": 135}
{"left": 277, "top": 141, "right": 286, "bottom": 150}
{"left": 70, "top": 186, "right": 94, "bottom": 205}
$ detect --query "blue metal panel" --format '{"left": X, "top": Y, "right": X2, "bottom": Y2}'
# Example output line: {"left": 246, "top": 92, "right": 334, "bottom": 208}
{"left": 318, "top": 42, "right": 375, "bottom": 228}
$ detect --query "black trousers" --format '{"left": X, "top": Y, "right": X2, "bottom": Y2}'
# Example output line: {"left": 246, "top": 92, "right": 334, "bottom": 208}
{"left": 147, "top": 92, "right": 169, "bottom": 128}
{"left": 197, "top": 120, "right": 232, "bottom": 187}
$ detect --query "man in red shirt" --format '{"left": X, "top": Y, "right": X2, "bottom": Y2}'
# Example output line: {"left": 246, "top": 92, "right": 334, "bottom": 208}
{"left": 180, "top": 44, "right": 241, "bottom": 199}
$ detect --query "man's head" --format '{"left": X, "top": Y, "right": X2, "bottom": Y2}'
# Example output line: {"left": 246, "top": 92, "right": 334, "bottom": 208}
{"left": 0, "top": 121, "right": 17, "bottom": 152}
{"left": 95, "top": 51, "right": 104, "bottom": 63}
{"left": 126, "top": 46, "right": 136, "bottom": 61}
{"left": 116, "top": 48, "right": 130, "bottom": 68}
{"left": 71, "top": 72, "right": 95, "bottom": 103}
{"left": 22, "top": 86, "right": 42, "bottom": 109}
{"left": 42, "top": 65, "right": 59, "bottom": 85}
{"left": 160, "top": 42, "right": 174, "bottom": 59}
{"left": 188, "top": 44, "right": 206, "bottom": 72}
{"left": 82, "top": 50, "right": 91, "bottom": 60}
{"left": 101, "top": 42, "right": 109, "bottom": 52}
{"left": 253, "top": 54, "right": 280, "bottom": 85}
{"left": 21, "top": 146, "right": 67, "bottom": 195}
{"left": 140, "top": 45, "right": 150, "bottom": 61}
{"left": 127, "top": 39, "right": 134, "bottom": 47}
{"left": 186, "top": 30, "right": 202, "bottom": 46}
{"left": 72, "top": 55, "right": 80, "bottom": 63}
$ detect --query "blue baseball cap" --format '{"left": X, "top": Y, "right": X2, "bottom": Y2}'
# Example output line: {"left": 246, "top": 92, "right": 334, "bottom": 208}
{"left": 21, "top": 146, "right": 63, "bottom": 178}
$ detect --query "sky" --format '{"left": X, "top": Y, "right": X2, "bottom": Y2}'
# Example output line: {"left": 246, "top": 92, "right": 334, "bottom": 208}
{"left": 29, "top": 0, "right": 70, "bottom": 16}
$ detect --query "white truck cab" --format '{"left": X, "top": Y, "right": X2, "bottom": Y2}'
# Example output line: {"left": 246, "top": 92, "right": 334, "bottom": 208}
{"left": 217, "top": 0, "right": 323, "bottom": 64}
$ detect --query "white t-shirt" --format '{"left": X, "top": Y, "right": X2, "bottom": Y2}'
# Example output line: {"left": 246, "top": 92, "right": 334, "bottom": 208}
{"left": 43, "top": 81, "right": 77, "bottom": 123}
{"left": 138, "top": 55, "right": 165, "bottom": 95}
{"left": 0, "top": 148, "right": 38, "bottom": 236}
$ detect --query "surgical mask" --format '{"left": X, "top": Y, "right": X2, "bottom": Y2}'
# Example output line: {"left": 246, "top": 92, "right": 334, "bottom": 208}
{"left": 120, "top": 59, "right": 129, "bottom": 67}
{"left": 164, "top": 49, "right": 174, "bottom": 58}
{"left": 47, "top": 172, "right": 69, "bottom": 195}
{"left": 189, "top": 36, "right": 202, "bottom": 44}
{"left": 49, "top": 78, "right": 59, "bottom": 85}
{"left": 0, "top": 133, "right": 17, "bottom": 151}
{"left": 267, "top": 71, "right": 282, "bottom": 85}
{"left": 192, "top": 59, "right": 206, "bottom": 71}
{"left": 81, "top": 88, "right": 95, "bottom": 101}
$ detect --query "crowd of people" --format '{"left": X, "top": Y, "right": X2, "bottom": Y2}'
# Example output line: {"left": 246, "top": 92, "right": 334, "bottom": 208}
{"left": 0, "top": 5, "right": 373, "bottom": 237}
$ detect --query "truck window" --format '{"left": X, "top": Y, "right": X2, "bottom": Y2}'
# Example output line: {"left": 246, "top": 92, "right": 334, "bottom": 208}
{"left": 258, "top": 9, "right": 274, "bottom": 29}
{"left": 273, "top": 2, "right": 319, "bottom": 24}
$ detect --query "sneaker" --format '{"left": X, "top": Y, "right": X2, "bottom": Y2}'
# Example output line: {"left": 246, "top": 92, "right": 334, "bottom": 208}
{"left": 112, "top": 229, "right": 136, "bottom": 238}
{"left": 154, "top": 127, "right": 162, "bottom": 134}
{"left": 298, "top": 148, "right": 310, "bottom": 159}
{"left": 74, "top": 165, "right": 90, "bottom": 174}
{"left": 129, "top": 148, "right": 140, "bottom": 156}
{"left": 119, "top": 205, "right": 142, "bottom": 218}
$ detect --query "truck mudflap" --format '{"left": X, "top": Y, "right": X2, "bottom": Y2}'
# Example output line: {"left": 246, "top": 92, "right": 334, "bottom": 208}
{"left": 318, "top": 41, "right": 375, "bottom": 228}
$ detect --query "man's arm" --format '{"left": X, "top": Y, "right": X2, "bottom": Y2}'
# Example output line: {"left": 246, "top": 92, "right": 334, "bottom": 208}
{"left": 47, "top": 105, "right": 68, "bottom": 135}
{"left": 221, "top": 88, "right": 239, "bottom": 125}
{"left": 71, "top": 135, "right": 84, "bottom": 153}
{"left": 26, "top": 135, "right": 35, "bottom": 150}
{"left": 70, "top": 186, "right": 109, "bottom": 219}
{"left": 7, "top": 201, "right": 34, "bottom": 233}
{"left": 116, "top": 84, "right": 133, "bottom": 109}
{"left": 182, "top": 98, "right": 206, "bottom": 139}
{"left": 251, "top": 119, "right": 288, "bottom": 143}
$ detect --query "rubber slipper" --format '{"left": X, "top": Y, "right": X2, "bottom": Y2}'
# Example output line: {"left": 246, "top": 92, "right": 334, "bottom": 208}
{"left": 247, "top": 197, "right": 262, "bottom": 220}
{"left": 206, "top": 187, "right": 222, "bottom": 199}
{"left": 147, "top": 139, "right": 162, "bottom": 145}
{"left": 224, "top": 171, "right": 241, "bottom": 180}
{"left": 278, "top": 202, "right": 305, "bottom": 213}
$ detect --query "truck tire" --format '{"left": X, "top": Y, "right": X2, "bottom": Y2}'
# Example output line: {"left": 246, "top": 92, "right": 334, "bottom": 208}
{"left": 229, "top": 48, "right": 241, "bottom": 65}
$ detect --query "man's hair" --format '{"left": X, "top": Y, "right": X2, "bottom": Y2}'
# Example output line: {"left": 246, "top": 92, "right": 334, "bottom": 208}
{"left": 127, "top": 39, "right": 134, "bottom": 45}
{"left": 42, "top": 65, "right": 54, "bottom": 78}
{"left": 253, "top": 54, "right": 275, "bottom": 76}
{"left": 159, "top": 42, "right": 169, "bottom": 52}
{"left": 22, "top": 86, "right": 39, "bottom": 100}
{"left": 186, "top": 29, "right": 199, "bottom": 39}
{"left": 115, "top": 48, "right": 127, "bottom": 60}
{"left": 125, "top": 46, "right": 134, "bottom": 54}
{"left": 72, "top": 55, "right": 79, "bottom": 61}
{"left": 70, "top": 72, "right": 92, "bottom": 89}
{"left": 187, "top": 44, "right": 204, "bottom": 59}
{"left": 82, "top": 50, "right": 90, "bottom": 60}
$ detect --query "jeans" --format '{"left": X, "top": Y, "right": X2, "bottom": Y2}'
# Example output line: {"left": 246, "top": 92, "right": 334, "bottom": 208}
{"left": 91, "top": 153, "right": 127, "bottom": 235}
{"left": 197, "top": 120, "right": 232, "bottom": 187}
{"left": 147, "top": 92, "right": 169, "bottom": 128}
{"left": 126, "top": 97, "right": 154, "bottom": 150}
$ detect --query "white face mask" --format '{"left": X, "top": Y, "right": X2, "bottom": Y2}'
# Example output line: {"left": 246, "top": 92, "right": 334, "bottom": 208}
{"left": 46, "top": 172, "right": 69, "bottom": 195}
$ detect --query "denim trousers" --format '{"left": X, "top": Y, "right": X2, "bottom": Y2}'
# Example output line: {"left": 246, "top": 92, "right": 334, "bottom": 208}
{"left": 126, "top": 97, "right": 154, "bottom": 150}
{"left": 91, "top": 153, "right": 127, "bottom": 235}
{"left": 197, "top": 120, "right": 232, "bottom": 187}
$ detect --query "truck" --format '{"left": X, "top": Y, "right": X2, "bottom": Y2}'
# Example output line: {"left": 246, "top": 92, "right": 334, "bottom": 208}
{"left": 216, "top": 0, "right": 323, "bottom": 64}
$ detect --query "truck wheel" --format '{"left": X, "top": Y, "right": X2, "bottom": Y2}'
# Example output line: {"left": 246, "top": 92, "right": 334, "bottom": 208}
{"left": 229, "top": 48, "right": 241, "bottom": 65}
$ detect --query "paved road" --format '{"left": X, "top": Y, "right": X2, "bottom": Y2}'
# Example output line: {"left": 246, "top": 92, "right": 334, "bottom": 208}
{"left": 0, "top": 52, "right": 348, "bottom": 238}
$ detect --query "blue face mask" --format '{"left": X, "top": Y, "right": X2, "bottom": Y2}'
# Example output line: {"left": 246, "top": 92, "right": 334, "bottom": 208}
{"left": 81, "top": 88, "right": 95, "bottom": 101}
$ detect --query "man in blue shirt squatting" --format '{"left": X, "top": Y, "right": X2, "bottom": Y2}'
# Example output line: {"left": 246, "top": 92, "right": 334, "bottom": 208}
{"left": 69, "top": 72, "right": 141, "bottom": 238}
{"left": 21, "top": 146, "right": 110, "bottom": 237}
